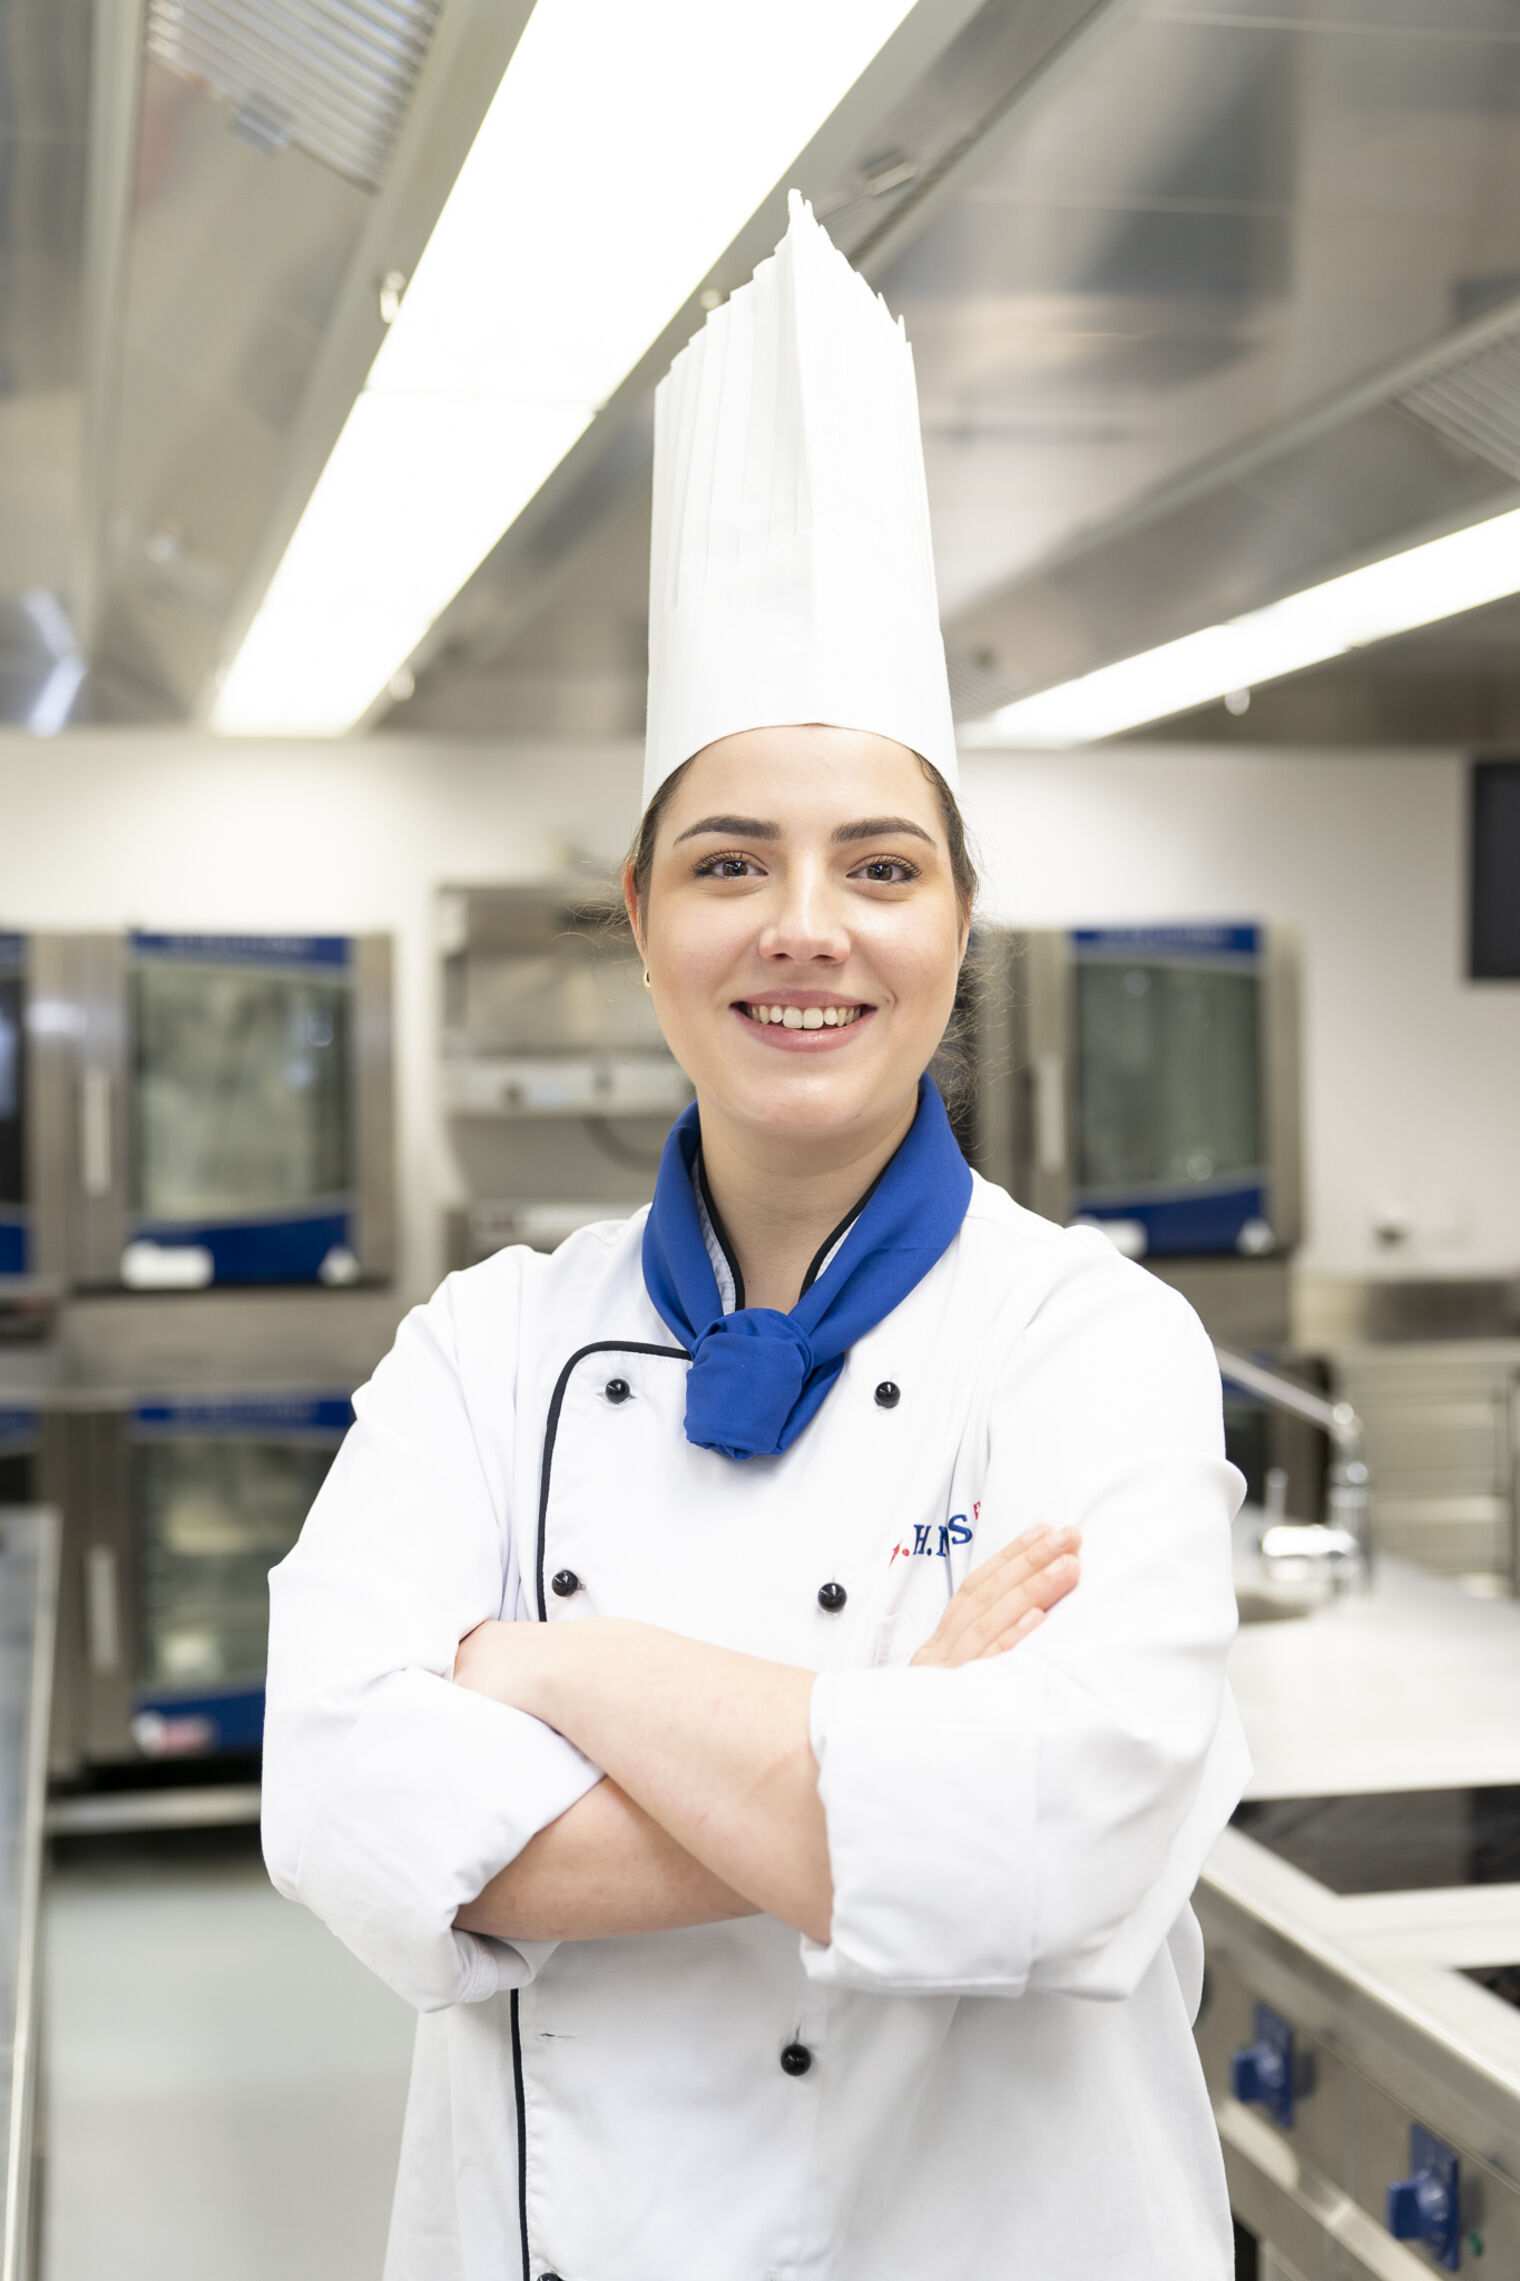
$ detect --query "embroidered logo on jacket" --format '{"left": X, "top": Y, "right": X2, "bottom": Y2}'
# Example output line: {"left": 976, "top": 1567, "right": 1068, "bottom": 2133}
{"left": 889, "top": 1501, "right": 978, "bottom": 1563}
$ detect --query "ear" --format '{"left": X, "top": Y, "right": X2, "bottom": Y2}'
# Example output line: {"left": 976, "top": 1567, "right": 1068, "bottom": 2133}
{"left": 622, "top": 860, "right": 645, "bottom": 960}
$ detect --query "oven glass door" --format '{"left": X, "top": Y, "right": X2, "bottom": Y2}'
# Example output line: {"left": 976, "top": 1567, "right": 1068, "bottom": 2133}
{"left": 130, "top": 935, "right": 353, "bottom": 1284}
{"left": 131, "top": 1399, "right": 347, "bottom": 1754}
{"left": 0, "top": 939, "right": 25, "bottom": 1274}
{"left": 1072, "top": 926, "right": 1266, "bottom": 1255}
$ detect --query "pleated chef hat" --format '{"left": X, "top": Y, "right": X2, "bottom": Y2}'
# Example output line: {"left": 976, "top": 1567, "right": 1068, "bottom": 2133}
{"left": 642, "top": 192, "right": 957, "bottom": 806}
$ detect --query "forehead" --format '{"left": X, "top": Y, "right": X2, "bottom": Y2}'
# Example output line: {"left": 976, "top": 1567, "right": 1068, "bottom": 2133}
{"left": 662, "top": 727, "right": 941, "bottom": 837}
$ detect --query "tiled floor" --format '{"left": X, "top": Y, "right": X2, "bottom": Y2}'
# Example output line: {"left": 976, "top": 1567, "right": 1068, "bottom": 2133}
{"left": 42, "top": 1828, "right": 416, "bottom": 2281}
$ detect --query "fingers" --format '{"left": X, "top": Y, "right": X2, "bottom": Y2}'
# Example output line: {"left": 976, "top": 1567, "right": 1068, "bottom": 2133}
{"left": 946, "top": 1547, "right": 1081, "bottom": 1664}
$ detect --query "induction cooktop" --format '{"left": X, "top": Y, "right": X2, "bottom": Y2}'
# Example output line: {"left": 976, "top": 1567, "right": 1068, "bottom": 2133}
{"left": 1231, "top": 1788, "right": 1520, "bottom": 1895}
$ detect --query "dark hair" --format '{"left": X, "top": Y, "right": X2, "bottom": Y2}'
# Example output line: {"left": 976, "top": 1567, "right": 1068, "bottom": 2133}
{"left": 624, "top": 750, "right": 979, "bottom": 925}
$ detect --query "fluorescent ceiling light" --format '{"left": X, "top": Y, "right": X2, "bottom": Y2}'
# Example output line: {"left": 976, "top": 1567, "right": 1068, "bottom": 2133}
{"left": 213, "top": 0, "right": 921, "bottom": 737}
{"left": 961, "top": 504, "right": 1520, "bottom": 748}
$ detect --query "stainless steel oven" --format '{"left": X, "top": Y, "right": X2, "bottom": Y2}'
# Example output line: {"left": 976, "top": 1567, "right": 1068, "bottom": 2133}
{"left": 14, "top": 930, "right": 394, "bottom": 1290}
{"left": 971, "top": 922, "right": 1301, "bottom": 1258}
{"left": 50, "top": 1390, "right": 349, "bottom": 1773}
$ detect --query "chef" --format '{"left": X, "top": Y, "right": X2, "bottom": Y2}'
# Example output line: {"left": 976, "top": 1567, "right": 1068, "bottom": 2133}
{"left": 262, "top": 195, "right": 1249, "bottom": 2281}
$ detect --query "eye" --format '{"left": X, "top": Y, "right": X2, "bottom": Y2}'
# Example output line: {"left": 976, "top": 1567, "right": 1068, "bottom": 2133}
{"left": 693, "top": 850, "right": 765, "bottom": 880}
{"left": 853, "top": 855, "right": 920, "bottom": 885}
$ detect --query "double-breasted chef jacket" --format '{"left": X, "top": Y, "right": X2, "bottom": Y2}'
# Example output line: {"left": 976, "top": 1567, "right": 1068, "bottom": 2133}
{"left": 263, "top": 1170, "right": 1251, "bottom": 2281}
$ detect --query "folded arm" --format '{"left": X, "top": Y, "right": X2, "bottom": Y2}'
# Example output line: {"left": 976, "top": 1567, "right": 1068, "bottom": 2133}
{"left": 454, "top": 1524, "right": 1079, "bottom": 1944}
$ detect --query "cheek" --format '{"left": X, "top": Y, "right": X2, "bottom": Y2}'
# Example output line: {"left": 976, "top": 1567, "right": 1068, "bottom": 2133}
{"left": 870, "top": 914, "right": 963, "bottom": 1021}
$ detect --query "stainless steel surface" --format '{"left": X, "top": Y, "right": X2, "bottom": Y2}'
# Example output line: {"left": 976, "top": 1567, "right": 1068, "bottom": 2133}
{"left": 1330, "top": 1343, "right": 1520, "bottom": 1589}
{"left": 17, "top": 932, "right": 395, "bottom": 1291}
{"left": 144, "top": 0, "right": 444, "bottom": 194}
{"left": 351, "top": 933, "right": 397, "bottom": 1284}
{"left": 0, "top": 1507, "right": 59, "bottom": 2281}
{"left": 1150, "top": 1257, "right": 1293, "bottom": 1347}
{"left": 1219, "top": 1343, "right": 1370, "bottom": 1582}
{"left": 1208, "top": 1561, "right": 1520, "bottom": 2277}
{"left": 439, "top": 883, "right": 692, "bottom": 1253}
{"left": 371, "top": 0, "right": 1520, "bottom": 744}
{"left": 967, "top": 923, "right": 1301, "bottom": 1291}
{"left": 381, "top": 0, "right": 1091, "bottom": 736}
{"left": 44, "top": 1779, "right": 260, "bottom": 1834}
{"left": 0, "top": 0, "right": 91, "bottom": 727}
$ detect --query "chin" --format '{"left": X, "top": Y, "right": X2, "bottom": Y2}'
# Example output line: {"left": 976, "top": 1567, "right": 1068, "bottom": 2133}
{"left": 717, "top": 1063, "right": 907, "bottom": 1140}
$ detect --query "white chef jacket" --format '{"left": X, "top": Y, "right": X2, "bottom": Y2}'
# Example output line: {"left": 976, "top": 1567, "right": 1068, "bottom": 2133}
{"left": 262, "top": 1170, "right": 1250, "bottom": 2281}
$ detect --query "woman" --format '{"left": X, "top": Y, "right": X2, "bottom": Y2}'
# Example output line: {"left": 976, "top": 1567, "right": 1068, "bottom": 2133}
{"left": 262, "top": 203, "right": 1247, "bottom": 2281}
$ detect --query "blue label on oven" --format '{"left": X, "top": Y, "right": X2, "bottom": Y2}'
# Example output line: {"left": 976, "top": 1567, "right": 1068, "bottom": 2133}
{"left": 133, "top": 1687, "right": 268, "bottom": 1756}
{"left": 134, "top": 1394, "right": 352, "bottom": 1435}
{"left": 131, "top": 931, "right": 351, "bottom": 971}
{"left": 0, "top": 1215, "right": 27, "bottom": 1275}
{"left": 1073, "top": 923, "right": 1260, "bottom": 960}
{"left": 1075, "top": 1181, "right": 1268, "bottom": 1256}
{"left": 0, "top": 1407, "right": 36, "bottom": 1451}
{"left": 129, "top": 1208, "right": 353, "bottom": 1286}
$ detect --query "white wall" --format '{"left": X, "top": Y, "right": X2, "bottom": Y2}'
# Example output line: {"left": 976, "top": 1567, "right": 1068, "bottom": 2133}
{"left": 1, "top": 730, "right": 1514, "bottom": 1294}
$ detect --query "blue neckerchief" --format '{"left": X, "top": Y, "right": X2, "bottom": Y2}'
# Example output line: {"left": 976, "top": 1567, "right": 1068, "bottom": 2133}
{"left": 641, "top": 1078, "right": 972, "bottom": 1461}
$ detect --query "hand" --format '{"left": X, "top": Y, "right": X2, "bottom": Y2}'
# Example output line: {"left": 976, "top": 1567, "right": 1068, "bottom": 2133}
{"left": 910, "top": 1524, "right": 1080, "bottom": 1669}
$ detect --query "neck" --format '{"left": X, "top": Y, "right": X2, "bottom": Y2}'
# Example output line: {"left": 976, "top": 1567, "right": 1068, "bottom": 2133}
{"left": 697, "top": 1090, "right": 919, "bottom": 1313}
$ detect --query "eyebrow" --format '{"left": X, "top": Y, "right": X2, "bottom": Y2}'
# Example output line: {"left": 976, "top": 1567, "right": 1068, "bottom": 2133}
{"left": 673, "top": 814, "right": 781, "bottom": 844}
{"left": 672, "top": 812, "right": 935, "bottom": 848}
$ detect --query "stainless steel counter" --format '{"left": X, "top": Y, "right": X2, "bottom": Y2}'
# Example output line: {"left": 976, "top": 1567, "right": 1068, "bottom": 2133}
{"left": 0, "top": 1510, "right": 59, "bottom": 2281}
{"left": 1202, "top": 1560, "right": 1520, "bottom": 2277}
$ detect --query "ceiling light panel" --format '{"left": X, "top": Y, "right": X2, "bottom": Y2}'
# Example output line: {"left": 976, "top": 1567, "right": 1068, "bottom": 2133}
{"left": 962, "top": 504, "right": 1520, "bottom": 747}
{"left": 146, "top": 0, "right": 442, "bottom": 192}
{"left": 212, "top": 0, "right": 921, "bottom": 737}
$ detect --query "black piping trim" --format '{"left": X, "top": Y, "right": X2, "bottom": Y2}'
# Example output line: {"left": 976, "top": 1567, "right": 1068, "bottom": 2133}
{"left": 798, "top": 1159, "right": 891, "bottom": 1297}
{"left": 695, "top": 1149, "right": 745, "bottom": 1310}
{"left": 534, "top": 1340, "right": 689, "bottom": 1621}
{"left": 511, "top": 1989, "right": 529, "bottom": 2281}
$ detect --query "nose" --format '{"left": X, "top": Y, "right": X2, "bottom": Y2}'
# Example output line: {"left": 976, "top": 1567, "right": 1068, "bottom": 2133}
{"left": 757, "top": 855, "right": 850, "bottom": 965}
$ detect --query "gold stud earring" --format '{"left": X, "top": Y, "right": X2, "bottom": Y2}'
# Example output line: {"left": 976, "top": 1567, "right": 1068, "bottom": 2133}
{"left": 642, "top": 967, "right": 652, "bottom": 989}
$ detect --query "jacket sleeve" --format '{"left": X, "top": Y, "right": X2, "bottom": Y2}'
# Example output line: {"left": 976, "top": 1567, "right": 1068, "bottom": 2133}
{"left": 261, "top": 1260, "right": 603, "bottom": 2012}
{"left": 803, "top": 1243, "right": 1250, "bottom": 2002}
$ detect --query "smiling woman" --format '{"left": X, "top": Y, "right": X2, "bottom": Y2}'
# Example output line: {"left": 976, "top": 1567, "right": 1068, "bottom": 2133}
{"left": 261, "top": 198, "right": 1248, "bottom": 2281}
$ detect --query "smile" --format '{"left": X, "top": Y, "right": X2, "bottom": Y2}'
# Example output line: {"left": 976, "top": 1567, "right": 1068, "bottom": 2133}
{"left": 741, "top": 1003, "right": 866, "bottom": 1029}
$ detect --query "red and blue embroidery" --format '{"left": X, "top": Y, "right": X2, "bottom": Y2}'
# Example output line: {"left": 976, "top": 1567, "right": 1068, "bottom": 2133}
{"left": 889, "top": 1500, "right": 979, "bottom": 1564}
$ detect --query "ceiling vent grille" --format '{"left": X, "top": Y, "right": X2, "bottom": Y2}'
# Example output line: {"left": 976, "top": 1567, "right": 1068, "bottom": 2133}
{"left": 1400, "top": 327, "right": 1520, "bottom": 487}
{"left": 146, "top": 0, "right": 443, "bottom": 192}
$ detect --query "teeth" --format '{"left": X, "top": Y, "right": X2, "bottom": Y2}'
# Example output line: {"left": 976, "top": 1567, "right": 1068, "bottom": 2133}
{"left": 745, "top": 1002, "right": 862, "bottom": 1027}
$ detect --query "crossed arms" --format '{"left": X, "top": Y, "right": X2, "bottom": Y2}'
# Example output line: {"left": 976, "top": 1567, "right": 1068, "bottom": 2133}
{"left": 452, "top": 1523, "right": 1080, "bottom": 1947}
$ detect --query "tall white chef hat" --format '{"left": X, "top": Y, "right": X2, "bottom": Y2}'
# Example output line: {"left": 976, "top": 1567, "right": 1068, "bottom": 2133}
{"left": 643, "top": 192, "right": 957, "bottom": 807}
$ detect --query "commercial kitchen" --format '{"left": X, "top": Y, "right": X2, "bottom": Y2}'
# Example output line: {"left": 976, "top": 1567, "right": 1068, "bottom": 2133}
{"left": 3, "top": 1, "right": 1520, "bottom": 2276}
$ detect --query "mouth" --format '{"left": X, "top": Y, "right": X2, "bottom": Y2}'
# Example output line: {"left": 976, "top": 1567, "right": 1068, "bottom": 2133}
{"left": 732, "top": 997, "right": 875, "bottom": 1052}
{"left": 740, "top": 1000, "right": 867, "bottom": 1030}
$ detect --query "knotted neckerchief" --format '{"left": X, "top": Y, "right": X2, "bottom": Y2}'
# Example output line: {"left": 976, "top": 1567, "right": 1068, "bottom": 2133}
{"left": 641, "top": 1078, "right": 972, "bottom": 1461}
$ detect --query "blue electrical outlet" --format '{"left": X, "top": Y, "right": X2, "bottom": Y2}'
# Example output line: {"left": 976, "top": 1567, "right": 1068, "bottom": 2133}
{"left": 1229, "top": 2002, "right": 1295, "bottom": 2130}
{"left": 1387, "top": 2125, "right": 1461, "bottom": 2270}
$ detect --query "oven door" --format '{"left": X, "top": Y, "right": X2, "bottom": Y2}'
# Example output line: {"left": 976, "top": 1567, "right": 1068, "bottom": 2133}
{"left": 1070, "top": 925, "right": 1270, "bottom": 1257}
{"left": 127, "top": 1396, "right": 349, "bottom": 1759}
{"left": 48, "top": 929, "right": 393, "bottom": 1290}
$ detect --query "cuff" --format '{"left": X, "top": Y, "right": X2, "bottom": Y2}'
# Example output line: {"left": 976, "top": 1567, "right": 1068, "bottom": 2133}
{"left": 290, "top": 1668, "right": 601, "bottom": 2011}
{"left": 802, "top": 1659, "right": 1043, "bottom": 1996}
